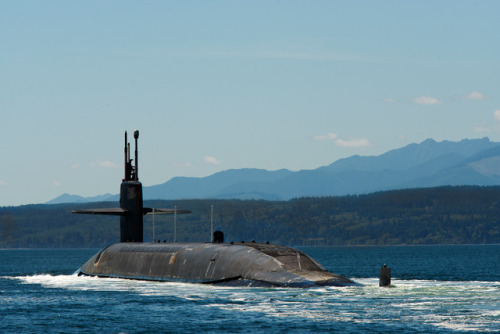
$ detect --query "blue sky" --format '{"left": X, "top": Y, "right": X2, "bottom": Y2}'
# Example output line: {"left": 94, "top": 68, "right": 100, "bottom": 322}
{"left": 1, "top": 1, "right": 500, "bottom": 206}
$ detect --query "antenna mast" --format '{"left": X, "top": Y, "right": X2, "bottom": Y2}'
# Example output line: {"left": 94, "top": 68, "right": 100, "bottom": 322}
{"left": 134, "top": 130, "right": 139, "bottom": 181}
{"left": 123, "top": 130, "right": 139, "bottom": 181}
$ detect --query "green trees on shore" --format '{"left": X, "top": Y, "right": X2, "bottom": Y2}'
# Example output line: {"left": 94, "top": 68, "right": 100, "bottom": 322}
{"left": 1, "top": 186, "right": 499, "bottom": 248}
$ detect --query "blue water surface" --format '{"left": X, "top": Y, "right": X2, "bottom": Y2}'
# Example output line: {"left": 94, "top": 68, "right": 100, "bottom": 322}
{"left": 1, "top": 245, "right": 499, "bottom": 333}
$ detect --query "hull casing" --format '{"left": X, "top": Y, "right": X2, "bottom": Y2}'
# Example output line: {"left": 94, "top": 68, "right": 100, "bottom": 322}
{"left": 78, "top": 242, "right": 357, "bottom": 288}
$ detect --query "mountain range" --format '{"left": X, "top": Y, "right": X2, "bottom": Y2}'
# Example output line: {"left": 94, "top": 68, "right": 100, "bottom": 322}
{"left": 47, "top": 137, "right": 500, "bottom": 204}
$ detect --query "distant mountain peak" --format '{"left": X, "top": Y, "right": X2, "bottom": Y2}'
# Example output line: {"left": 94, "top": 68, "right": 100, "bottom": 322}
{"left": 420, "top": 138, "right": 437, "bottom": 144}
{"left": 48, "top": 137, "right": 500, "bottom": 204}
{"left": 46, "top": 193, "right": 114, "bottom": 205}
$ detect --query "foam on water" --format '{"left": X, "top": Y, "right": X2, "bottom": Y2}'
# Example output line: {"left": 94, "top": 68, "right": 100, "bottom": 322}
{"left": 7, "top": 274, "right": 500, "bottom": 333}
{"left": 2, "top": 245, "right": 499, "bottom": 333}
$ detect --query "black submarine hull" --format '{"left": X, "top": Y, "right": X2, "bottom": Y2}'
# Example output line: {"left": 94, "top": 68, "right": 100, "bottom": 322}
{"left": 74, "top": 131, "right": 358, "bottom": 288}
{"left": 77, "top": 242, "right": 357, "bottom": 288}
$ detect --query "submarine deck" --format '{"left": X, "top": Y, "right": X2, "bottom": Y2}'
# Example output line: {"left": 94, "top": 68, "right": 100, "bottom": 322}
{"left": 78, "top": 242, "right": 356, "bottom": 287}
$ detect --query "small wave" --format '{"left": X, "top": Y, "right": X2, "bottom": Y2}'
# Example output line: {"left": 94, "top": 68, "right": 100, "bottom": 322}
{"left": 4, "top": 274, "right": 499, "bottom": 332}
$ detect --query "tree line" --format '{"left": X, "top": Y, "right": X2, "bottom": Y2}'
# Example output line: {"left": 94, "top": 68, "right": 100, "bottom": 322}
{"left": 1, "top": 186, "right": 499, "bottom": 248}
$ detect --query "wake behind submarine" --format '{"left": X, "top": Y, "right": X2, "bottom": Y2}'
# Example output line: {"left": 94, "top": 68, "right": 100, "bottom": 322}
{"left": 73, "top": 130, "right": 357, "bottom": 288}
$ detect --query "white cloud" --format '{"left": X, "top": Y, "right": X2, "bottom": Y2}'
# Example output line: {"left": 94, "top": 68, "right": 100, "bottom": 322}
{"left": 494, "top": 110, "right": 500, "bottom": 121}
{"left": 335, "top": 138, "right": 370, "bottom": 148}
{"left": 90, "top": 160, "right": 120, "bottom": 168}
{"left": 0, "top": 180, "right": 7, "bottom": 186}
{"left": 383, "top": 98, "right": 396, "bottom": 103}
{"left": 71, "top": 163, "right": 80, "bottom": 169}
{"left": 413, "top": 96, "right": 441, "bottom": 105}
{"left": 315, "top": 133, "right": 370, "bottom": 148}
{"left": 53, "top": 181, "right": 62, "bottom": 187}
{"left": 465, "top": 91, "right": 485, "bottom": 100}
{"left": 473, "top": 125, "right": 491, "bottom": 133}
{"left": 313, "top": 133, "right": 338, "bottom": 141}
{"left": 204, "top": 156, "right": 221, "bottom": 165}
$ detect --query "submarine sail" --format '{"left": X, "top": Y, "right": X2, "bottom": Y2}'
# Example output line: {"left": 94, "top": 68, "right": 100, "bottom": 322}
{"left": 73, "top": 131, "right": 357, "bottom": 287}
{"left": 72, "top": 130, "right": 190, "bottom": 243}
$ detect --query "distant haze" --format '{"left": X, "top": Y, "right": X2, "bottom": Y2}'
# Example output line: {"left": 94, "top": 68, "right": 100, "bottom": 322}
{"left": 47, "top": 137, "right": 500, "bottom": 204}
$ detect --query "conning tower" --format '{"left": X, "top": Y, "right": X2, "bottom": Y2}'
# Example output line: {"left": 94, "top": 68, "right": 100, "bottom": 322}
{"left": 72, "top": 130, "right": 190, "bottom": 243}
{"left": 121, "top": 130, "right": 143, "bottom": 242}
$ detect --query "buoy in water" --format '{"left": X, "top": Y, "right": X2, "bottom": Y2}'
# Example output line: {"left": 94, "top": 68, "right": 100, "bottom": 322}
{"left": 379, "top": 264, "right": 391, "bottom": 287}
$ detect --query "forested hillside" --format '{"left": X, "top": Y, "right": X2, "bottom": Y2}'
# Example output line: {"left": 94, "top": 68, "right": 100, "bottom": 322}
{"left": 2, "top": 186, "right": 500, "bottom": 248}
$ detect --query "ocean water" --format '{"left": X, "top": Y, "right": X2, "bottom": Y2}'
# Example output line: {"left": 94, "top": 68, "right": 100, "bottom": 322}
{"left": 1, "top": 245, "right": 499, "bottom": 333}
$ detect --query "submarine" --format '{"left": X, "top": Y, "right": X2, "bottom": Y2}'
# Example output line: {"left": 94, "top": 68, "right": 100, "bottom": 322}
{"left": 73, "top": 130, "right": 357, "bottom": 288}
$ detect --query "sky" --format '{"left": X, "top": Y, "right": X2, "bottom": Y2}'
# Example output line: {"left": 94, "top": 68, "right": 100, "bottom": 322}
{"left": 1, "top": 1, "right": 500, "bottom": 206}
